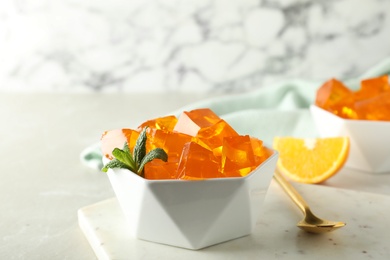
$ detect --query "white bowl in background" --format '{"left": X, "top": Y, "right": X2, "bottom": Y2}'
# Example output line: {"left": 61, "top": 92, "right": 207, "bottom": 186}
{"left": 310, "top": 105, "right": 390, "bottom": 173}
{"left": 105, "top": 149, "right": 278, "bottom": 250}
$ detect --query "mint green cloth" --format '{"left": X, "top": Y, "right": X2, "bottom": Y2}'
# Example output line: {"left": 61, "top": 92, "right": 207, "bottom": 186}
{"left": 81, "top": 57, "right": 390, "bottom": 170}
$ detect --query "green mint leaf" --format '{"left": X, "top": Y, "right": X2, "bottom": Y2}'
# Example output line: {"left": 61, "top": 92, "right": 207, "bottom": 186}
{"left": 101, "top": 159, "right": 130, "bottom": 172}
{"left": 123, "top": 142, "right": 131, "bottom": 154}
{"left": 101, "top": 126, "right": 169, "bottom": 178}
{"left": 112, "top": 147, "right": 136, "bottom": 171}
{"left": 134, "top": 127, "right": 147, "bottom": 168}
{"left": 137, "top": 148, "right": 168, "bottom": 175}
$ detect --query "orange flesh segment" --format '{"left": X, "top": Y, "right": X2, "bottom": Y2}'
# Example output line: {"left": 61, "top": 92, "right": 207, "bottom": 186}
{"left": 273, "top": 137, "right": 350, "bottom": 184}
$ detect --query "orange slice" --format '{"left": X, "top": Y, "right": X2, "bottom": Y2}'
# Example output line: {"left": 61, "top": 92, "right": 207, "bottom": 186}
{"left": 273, "top": 137, "right": 350, "bottom": 184}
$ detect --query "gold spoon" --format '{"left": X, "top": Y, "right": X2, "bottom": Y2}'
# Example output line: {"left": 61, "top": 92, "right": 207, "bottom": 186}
{"left": 273, "top": 170, "right": 346, "bottom": 233}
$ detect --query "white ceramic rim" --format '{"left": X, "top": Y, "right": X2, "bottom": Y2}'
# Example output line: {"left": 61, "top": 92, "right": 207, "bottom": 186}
{"left": 310, "top": 104, "right": 390, "bottom": 126}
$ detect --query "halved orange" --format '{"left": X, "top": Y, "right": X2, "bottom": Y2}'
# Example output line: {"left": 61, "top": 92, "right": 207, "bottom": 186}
{"left": 273, "top": 137, "right": 350, "bottom": 184}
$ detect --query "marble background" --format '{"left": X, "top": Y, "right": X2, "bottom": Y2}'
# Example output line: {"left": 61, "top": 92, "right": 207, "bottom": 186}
{"left": 1, "top": 0, "right": 390, "bottom": 93}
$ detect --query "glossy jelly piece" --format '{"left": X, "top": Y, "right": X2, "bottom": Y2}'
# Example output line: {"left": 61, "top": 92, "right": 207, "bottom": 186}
{"left": 315, "top": 79, "right": 358, "bottom": 119}
{"left": 101, "top": 129, "right": 139, "bottom": 160}
{"left": 146, "top": 129, "right": 193, "bottom": 162}
{"left": 316, "top": 76, "right": 390, "bottom": 121}
{"left": 122, "top": 129, "right": 140, "bottom": 150}
{"left": 101, "top": 108, "right": 271, "bottom": 180}
{"left": 250, "top": 137, "right": 271, "bottom": 165}
{"left": 176, "top": 142, "right": 221, "bottom": 179}
{"left": 196, "top": 119, "right": 239, "bottom": 156}
{"left": 358, "top": 75, "right": 390, "bottom": 99}
{"left": 315, "top": 79, "right": 353, "bottom": 109}
{"left": 355, "top": 91, "right": 390, "bottom": 121}
{"left": 173, "top": 108, "right": 221, "bottom": 136}
{"left": 221, "top": 135, "right": 257, "bottom": 177}
{"left": 144, "top": 160, "right": 178, "bottom": 180}
{"left": 138, "top": 115, "right": 178, "bottom": 132}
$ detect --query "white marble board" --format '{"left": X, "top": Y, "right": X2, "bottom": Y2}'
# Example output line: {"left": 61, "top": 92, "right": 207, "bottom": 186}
{"left": 78, "top": 180, "right": 390, "bottom": 259}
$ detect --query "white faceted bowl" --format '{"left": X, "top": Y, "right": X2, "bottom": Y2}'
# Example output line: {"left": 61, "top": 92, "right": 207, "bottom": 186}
{"left": 310, "top": 105, "right": 390, "bottom": 173}
{"left": 106, "top": 150, "right": 278, "bottom": 250}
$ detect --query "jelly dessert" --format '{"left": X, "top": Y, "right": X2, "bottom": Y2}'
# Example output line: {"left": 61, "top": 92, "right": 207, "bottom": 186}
{"left": 315, "top": 75, "right": 390, "bottom": 121}
{"left": 101, "top": 108, "right": 271, "bottom": 180}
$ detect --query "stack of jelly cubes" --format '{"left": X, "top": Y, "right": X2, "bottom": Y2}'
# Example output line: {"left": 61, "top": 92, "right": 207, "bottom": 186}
{"left": 101, "top": 108, "right": 272, "bottom": 180}
{"left": 315, "top": 75, "right": 390, "bottom": 121}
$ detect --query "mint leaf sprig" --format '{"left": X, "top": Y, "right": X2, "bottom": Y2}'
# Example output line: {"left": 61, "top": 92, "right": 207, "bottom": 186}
{"left": 101, "top": 127, "right": 168, "bottom": 177}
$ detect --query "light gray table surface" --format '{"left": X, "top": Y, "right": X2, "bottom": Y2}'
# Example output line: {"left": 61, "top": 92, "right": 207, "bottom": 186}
{"left": 0, "top": 93, "right": 211, "bottom": 259}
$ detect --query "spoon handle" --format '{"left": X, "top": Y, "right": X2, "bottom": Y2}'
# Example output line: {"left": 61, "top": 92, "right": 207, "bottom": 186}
{"left": 273, "top": 170, "right": 309, "bottom": 215}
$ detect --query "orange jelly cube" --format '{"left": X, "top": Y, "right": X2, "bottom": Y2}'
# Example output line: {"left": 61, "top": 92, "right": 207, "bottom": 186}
{"left": 146, "top": 129, "right": 193, "bottom": 162}
{"left": 355, "top": 91, "right": 390, "bottom": 121}
{"left": 250, "top": 137, "right": 271, "bottom": 165}
{"left": 358, "top": 75, "right": 390, "bottom": 99}
{"left": 315, "top": 78, "right": 357, "bottom": 119}
{"left": 102, "top": 108, "right": 272, "bottom": 180}
{"left": 176, "top": 142, "right": 221, "bottom": 180}
{"left": 316, "top": 75, "right": 390, "bottom": 121}
{"left": 315, "top": 79, "right": 353, "bottom": 110}
{"left": 221, "top": 135, "right": 257, "bottom": 177}
{"left": 138, "top": 115, "right": 178, "bottom": 132}
{"left": 101, "top": 129, "right": 139, "bottom": 159}
{"left": 196, "top": 119, "right": 239, "bottom": 156}
{"left": 173, "top": 108, "right": 221, "bottom": 136}
{"left": 144, "top": 160, "right": 178, "bottom": 180}
{"left": 122, "top": 129, "right": 140, "bottom": 149}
